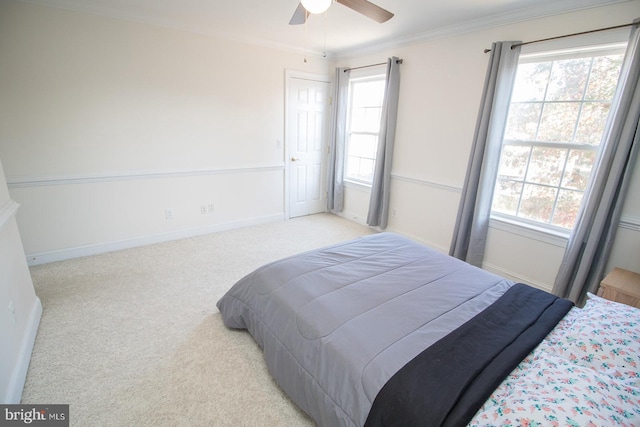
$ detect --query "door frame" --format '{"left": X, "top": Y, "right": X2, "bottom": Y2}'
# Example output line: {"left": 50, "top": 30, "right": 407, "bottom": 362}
{"left": 284, "top": 69, "right": 332, "bottom": 219}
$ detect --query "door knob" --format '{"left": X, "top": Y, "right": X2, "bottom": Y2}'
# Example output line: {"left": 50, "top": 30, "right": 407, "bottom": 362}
{"left": 291, "top": 157, "right": 300, "bottom": 162}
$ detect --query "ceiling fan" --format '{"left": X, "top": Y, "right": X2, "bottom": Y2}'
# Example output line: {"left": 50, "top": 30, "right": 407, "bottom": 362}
{"left": 289, "top": 0, "right": 394, "bottom": 25}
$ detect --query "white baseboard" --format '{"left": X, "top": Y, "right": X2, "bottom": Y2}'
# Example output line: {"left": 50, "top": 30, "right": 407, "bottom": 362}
{"left": 335, "top": 211, "right": 451, "bottom": 253}
{"left": 383, "top": 227, "right": 553, "bottom": 291}
{"left": 335, "top": 214, "right": 553, "bottom": 291}
{"left": 335, "top": 210, "right": 368, "bottom": 227}
{"left": 389, "top": 230, "right": 449, "bottom": 254}
{"left": 482, "top": 262, "right": 552, "bottom": 292}
{"left": 26, "top": 213, "right": 285, "bottom": 266}
{"left": 4, "top": 297, "right": 42, "bottom": 404}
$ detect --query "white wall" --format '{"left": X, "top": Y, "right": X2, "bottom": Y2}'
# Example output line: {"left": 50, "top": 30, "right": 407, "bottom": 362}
{"left": 0, "top": 157, "right": 42, "bottom": 403}
{"left": 1, "top": 0, "right": 638, "bottom": 290}
{"left": 336, "top": 0, "right": 640, "bottom": 291}
{"left": 0, "top": 1, "right": 331, "bottom": 263}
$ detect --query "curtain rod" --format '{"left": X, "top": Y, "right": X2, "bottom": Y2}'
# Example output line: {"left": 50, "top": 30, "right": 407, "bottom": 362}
{"left": 483, "top": 21, "right": 638, "bottom": 53}
{"left": 344, "top": 58, "right": 403, "bottom": 72}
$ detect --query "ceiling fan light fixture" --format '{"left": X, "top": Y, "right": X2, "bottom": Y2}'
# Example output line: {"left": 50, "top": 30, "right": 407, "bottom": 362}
{"left": 301, "top": 0, "right": 331, "bottom": 14}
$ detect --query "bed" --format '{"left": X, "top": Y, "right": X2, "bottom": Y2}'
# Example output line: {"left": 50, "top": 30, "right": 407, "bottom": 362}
{"left": 217, "top": 232, "right": 640, "bottom": 426}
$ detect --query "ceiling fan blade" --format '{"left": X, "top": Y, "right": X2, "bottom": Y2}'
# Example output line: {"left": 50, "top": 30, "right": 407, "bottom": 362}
{"left": 289, "top": 3, "right": 309, "bottom": 25}
{"left": 336, "top": 0, "right": 393, "bottom": 23}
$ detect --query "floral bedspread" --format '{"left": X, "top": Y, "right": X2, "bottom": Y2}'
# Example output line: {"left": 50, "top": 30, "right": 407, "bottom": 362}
{"left": 470, "top": 293, "right": 640, "bottom": 427}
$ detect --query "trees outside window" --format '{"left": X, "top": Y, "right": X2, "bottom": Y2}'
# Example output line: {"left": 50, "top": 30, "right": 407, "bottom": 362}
{"left": 491, "top": 44, "right": 625, "bottom": 231}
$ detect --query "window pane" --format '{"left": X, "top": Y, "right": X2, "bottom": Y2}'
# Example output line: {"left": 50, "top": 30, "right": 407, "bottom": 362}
{"left": 498, "top": 145, "right": 530, "bottom": 180}
{"left": 344, "top": 75, "right": 385, "bottom": 184}
{"left": 351, "top": 106, "right": 381, "bottom": 132}
{"left": 537, "top": 102, "right": 580, "bottom": 142}
{"left": 511, "top": 63, "right": 551, "bottom": 102}
{"left": 349, "top": 134, "right": 377, "bottom": 158}
{"left": 504, "top": 103, "right": 542, "bottom": 141}
{"left": 359, "top": 158, "right": 375, "bottom": 180}
{"left": 491, "top": 44, "right": 624, "bottom": 231}
{"left": 346, "top": 156, "right": 361, "bottom": 178}
{"left": 574, "top": 102, "right": 611, "bottom": 145}
{"left": 552, "top": 189, "right": 584, "bottom": 228}
{"left": 352, "top": 80, "right": 384, "bottom": 107}
{"left": 585, "top": 55, "right": 624, "bottom": 101}
{"left": 346, "top": 157, "right": 374, "bottom": 182}
{"left": 526, "top": 147, "right": 566, "bottom": 186}
{"left": 546, "top": 58, "right": 590, "bottom": 101}
{"left": 367, "top": 81, "right": 385, "bottom": 104}
{"left": 519, "top": 184, "right": 557, "bottom": 223}
{"left": 493, "top": 179, "right": 523, "bottom": 215}
{"left": 561, "top": 149, "right": 596, "bottom": 191}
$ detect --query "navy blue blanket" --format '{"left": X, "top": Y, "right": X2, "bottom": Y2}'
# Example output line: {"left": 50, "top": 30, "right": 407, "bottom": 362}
{"left": 364, "top": 283, "right": 573, "bottom": 427}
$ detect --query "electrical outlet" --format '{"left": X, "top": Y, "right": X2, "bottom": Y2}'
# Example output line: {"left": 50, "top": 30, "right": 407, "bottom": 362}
{"left": 200, "top": 203, "right": 214, "bottom": 214}
{"left": 165, "top": 209, "right": 174, "bottom": 220}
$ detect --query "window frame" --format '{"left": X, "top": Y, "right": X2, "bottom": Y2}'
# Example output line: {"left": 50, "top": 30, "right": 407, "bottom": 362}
{"left": 343, "top": 66, "right": 386, "bottom": 187}
{"left": 489, "top": 37, "right": 628, "bottom": 238}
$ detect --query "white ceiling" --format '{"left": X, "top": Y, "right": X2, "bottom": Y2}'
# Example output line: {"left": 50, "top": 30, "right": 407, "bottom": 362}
{"left": 20, "top": 0, "right": 630, "bottom": 57}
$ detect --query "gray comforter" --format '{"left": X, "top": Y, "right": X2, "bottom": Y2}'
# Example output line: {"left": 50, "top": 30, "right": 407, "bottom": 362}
{"left": 217, "top": 232, "right": 514, "bottom": 426}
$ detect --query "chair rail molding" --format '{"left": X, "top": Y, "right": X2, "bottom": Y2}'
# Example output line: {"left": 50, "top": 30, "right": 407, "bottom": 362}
{"left": 390, "top": 173, "right": 462, "bottom": 193}
{"left": 620, "top": 215, "right": 640, "bottom": 232}
{"left": 6, "top": 164, "right": 285, "bottom": 188}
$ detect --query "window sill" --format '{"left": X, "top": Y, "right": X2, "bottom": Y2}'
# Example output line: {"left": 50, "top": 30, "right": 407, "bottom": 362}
{"left": 489, "top": 215, "right": 569, "bottom": 248}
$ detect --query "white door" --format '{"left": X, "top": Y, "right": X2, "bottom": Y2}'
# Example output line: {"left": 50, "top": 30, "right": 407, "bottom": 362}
{"left": 287, "top": 75, "right": 330, "bottom": 218}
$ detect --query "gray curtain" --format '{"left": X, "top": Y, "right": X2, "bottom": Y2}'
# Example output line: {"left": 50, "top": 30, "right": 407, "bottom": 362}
{"left": 449, "top": 42, "right": 521, "bottom": 267}
{"left": 327, "top": 67, "right": 350, "bottom": 212}
{"left": 367, "top": 57, "right": 401, "bottom": 228}
{"left": 553, "top": 21, "right": 640, "bottom": 305}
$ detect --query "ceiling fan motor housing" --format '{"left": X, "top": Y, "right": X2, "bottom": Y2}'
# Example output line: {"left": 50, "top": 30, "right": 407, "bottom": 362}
{"left": 301, "top": 0, "right": 332, "bottom": 14}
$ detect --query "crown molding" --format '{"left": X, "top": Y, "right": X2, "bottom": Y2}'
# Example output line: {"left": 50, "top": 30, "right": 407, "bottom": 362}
{"left": 333, "top": 0, "right": 634, "bottom": 58}
{"left": 15, "top": 0, "right": 632, "bottom": 60}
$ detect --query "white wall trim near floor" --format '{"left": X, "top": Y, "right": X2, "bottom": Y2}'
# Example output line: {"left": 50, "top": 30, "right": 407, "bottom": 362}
{"left": 482, "top": 262, "right": 553, "bottom": 293}
{"left": 390, "top": 229, "right": 449, "bottom": 254}
{"left": 4, "top": 298, "right": 42, "bottom": 404}
{"left": 26, "top": 213, "right": 285, "bottom": 266}
{"left": 6, "top": 164, "right": 285, "bottom": 188}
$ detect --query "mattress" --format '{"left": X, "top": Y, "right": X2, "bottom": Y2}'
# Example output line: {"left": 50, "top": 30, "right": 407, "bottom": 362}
{"left": 217, "top": 232, "right": 640, "bottom": 426}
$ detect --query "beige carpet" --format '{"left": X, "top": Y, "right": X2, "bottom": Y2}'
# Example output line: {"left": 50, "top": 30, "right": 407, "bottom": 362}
{"left": 22, "top": 213, "right": 375, "bottom": 426}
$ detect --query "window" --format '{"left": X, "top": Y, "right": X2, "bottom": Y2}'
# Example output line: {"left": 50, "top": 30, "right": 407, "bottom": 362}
{"left": 491, "top": 43, "right": 626, "bottom": 232}
{"left": 344, "top": 71, "right": 386, "bottom": 185}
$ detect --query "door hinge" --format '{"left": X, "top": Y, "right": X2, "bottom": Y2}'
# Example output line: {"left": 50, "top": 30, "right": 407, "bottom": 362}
{"left": 329, "top": 96, "right": 333, "bottom": 106}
